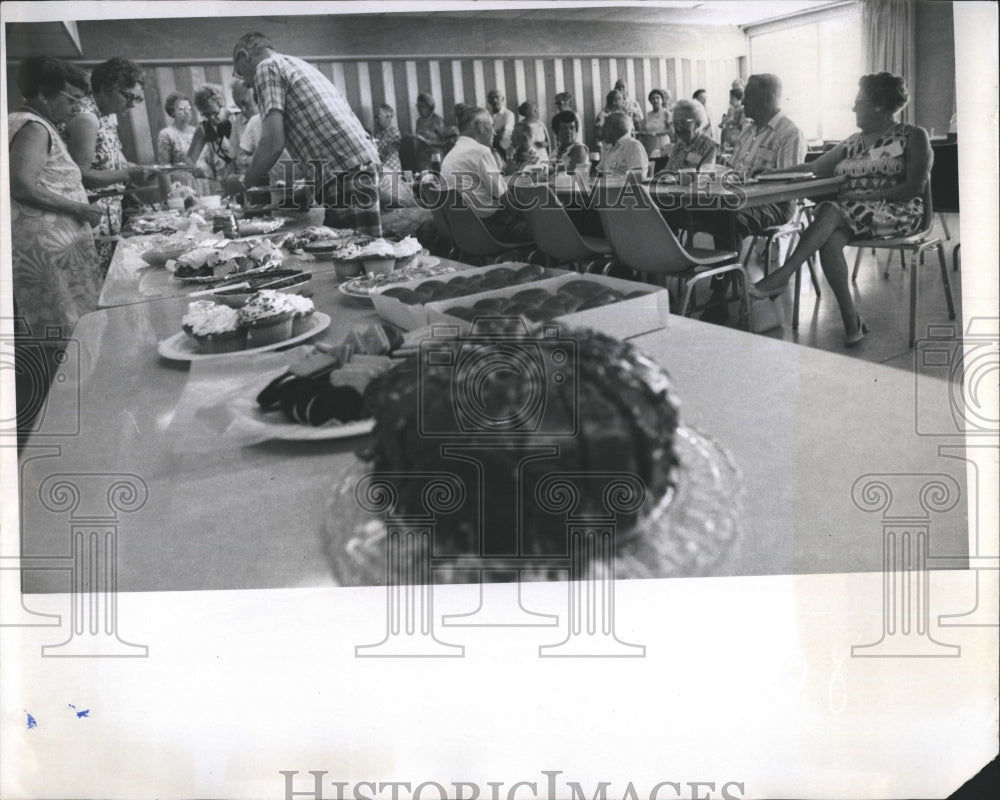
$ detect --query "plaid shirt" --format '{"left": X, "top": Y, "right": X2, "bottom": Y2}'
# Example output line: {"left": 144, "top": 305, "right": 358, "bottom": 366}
{"left": 730, "top": 111, "right": 806, "bottom": 177}
{"left": 253, "top": 53, "right": 378, "bottom": 174}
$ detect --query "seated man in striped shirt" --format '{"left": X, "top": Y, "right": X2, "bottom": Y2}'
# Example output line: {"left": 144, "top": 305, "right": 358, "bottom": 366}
{"left": 224, "top": 32, "right": 381, "bottom": 236}
{"left": 698, "top": 73, "right": 806, "bottom": 322}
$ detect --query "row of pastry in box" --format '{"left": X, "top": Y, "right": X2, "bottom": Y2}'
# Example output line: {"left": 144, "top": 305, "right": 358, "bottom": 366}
{"left": 370, "top": 262, "right": 671, "bottom": 340}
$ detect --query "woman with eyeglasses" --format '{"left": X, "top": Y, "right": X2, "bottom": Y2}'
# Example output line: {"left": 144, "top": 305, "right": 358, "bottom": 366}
{"left": 9, "top": 57, "right": 105, "bottom": 441}
{"left": 62, "top": 57, "right": 151, "bottom": 274}
{"left": 187, "top": 84, "right": 238, "bottom": 188}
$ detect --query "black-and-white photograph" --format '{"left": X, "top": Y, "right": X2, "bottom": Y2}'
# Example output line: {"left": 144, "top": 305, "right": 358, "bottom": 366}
{"left": 2, "top": 1, "right": 997, "bottom": 798}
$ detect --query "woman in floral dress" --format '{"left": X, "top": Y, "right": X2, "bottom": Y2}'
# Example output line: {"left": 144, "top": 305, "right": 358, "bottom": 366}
{"left": 9, "top": 57, "right": 105, "bottom": 439}
{"left": 62, "top": 57, "right": 149, "bottom": 275}
{"left": 749, "top": 73, "right": 932, "bottom": 346}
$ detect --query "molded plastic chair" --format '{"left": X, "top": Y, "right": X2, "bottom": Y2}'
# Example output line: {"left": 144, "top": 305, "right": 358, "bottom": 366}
{"left": 596, "top": 179, "right": 753, "bottom": 329}
{"left": 847, "top": 183, "right": 956, "bottom": 347}
{"left": 506, "top": 174, "right": 614, "bottom": 273}
{"left": 439, "top": 187, "right": 535, "bottom": 264}
{"left": 413, "top": 173, "right": 457, "bottom": 259}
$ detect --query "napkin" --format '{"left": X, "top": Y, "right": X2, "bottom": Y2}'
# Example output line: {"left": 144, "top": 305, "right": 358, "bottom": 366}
{"left": 165, "top": 345, "right": 315, "bottom": 450}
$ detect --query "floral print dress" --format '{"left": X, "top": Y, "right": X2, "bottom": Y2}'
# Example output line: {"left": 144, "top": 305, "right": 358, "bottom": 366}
{"left": 63, "top": 95, "right": 127, "bottom": 273}
{"left": 830, "top": 123, "right": 924, "bottom": 238}
{"left": 9, "top": 111, "right": 102, "bottom": 339}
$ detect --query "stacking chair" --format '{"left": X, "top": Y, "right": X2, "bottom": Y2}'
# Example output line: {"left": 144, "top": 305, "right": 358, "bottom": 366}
{"left": 596, "top": 179, "right": 753, "bottom": 329}
{"left": 847, "top": 183, "right": 956, "bottom": 347}
{"left": 506, "top": 175, "right": 614, "bottom": 273}
{"left": 413, "top": 173, "right": 457, "bottom": 259}
{"left": 439, "top": 188, "right": 536, "bottom": 264}
{"left": 747, "top": 200, "right": 823, "bottom": 329}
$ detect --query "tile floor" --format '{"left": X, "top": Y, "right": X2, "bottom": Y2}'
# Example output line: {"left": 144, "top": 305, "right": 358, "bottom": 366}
{"left": 696, "top": 211, "right": 964, "bottom": 372}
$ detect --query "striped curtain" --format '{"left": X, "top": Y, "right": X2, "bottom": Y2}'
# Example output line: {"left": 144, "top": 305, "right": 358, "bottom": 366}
{"left": 861, "top": 0, "right": 916, "bottom": 124}
{"left": 119, "top": 54, "right": 741, "bottom": 167}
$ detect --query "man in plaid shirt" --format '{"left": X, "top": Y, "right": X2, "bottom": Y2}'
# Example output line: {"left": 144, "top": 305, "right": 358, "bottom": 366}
{"left": 224, "top": 32, "right": 381, "bottom": 236}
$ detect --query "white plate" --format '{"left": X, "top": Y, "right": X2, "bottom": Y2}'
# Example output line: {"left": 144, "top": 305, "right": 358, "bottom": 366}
{"left": 157, "top": 312, "right": 331, "bottom": 361}
{"left": 755, "top": 172, "right": 816, "bottom": 182}
{"left": 338, "top": 256, "right": 446, "bottom": 302}
{"left": 227, "top": 403, "right": 375, "bottom": 441}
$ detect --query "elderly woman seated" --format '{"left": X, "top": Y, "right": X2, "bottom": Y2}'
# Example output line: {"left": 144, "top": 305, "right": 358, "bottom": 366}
{"left": 597, "top": 111, "right": 649, "bottom": 178}
{"left": 748, "top": 73, "right": 932, "bottom": 346}
{"left": 516, "top": 101, "right": 551, "bottom": 158}
{"left": 505, "top": 126, "right": 545, "bottom": 175}
{"left": 552, "top": 110, "right": 590, "bottom": 173}
{"left": 659, "top": 99, "right": 718, "bottom": 172}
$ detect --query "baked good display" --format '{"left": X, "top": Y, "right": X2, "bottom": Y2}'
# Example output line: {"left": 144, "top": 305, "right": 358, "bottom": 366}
{"left": 238, "top": 290, "right": 296, "bottom": 345}
{"left": 441, "top": 282, "right": 649, "bottom": 324}
{"left": 181, "top": 301, "right": 247, "bottom": 353}
{"left": 379, "top": 263, "right": 547, "bottom": 306}
{"left": 141, "top": 232, "right": 217, "bottom": 267}
{"left": 284, "top": 225, "right": 360, "bottom": 251}
{"left": 359, "top": 327, "right": 680, "bottom": 570}
{"left": 255, "top": 327, "right": 400, "bottom": 427}
{"left": 170, "top": 237, "right": 285, "bottom": 280}
{"left": 286, "top": 294, "right": 316, "bottom": 336}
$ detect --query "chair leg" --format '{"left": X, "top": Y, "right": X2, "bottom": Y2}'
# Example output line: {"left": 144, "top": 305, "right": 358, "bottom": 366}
{"left": 852, "top": 247, "right": 863, "bottom": 281}
{"left": 936, "top": 243, "right": 957, "bottom": 320}
{"left": 939, "top": 213, "right": 951, "bottom": 241}
{"left": 908, "top": 251, "right": 918, "bottom": 348}
{"left": 740, "top": 235, "right": 758, "bottom": 268}
{"left": 792, "top": 260, "right": 803, "bottom": 329}
{"left": 952, "top": 242, "right": 961, "bottom": 272}
{"left": 807, "top": 255, "right": 822, "bottom": 296}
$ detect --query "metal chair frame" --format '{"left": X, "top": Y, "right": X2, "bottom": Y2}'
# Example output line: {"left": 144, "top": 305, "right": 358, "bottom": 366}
{"left": 847, "top": 183, "right": 956, "bottom": 347}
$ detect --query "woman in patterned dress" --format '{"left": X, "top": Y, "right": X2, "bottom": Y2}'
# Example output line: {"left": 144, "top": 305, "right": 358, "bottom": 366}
{"left": 749, "top": 73, "right": 932, "bottom": 346}
{"left": 156, "top": 92, "right": 209, "bottom": 201}
{"left": 9, "top": 57, "right": 105, "bottom": 439}
{"left": 62, "top": 57, "right": 151, "bottom": 275}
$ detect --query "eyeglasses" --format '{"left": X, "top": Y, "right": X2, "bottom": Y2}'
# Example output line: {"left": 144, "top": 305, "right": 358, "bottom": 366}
{"left": 118, "top": 89, "right": 144, "bottom": 107}
{"left": 58, "top": 89, "right": 86, "bottom": 109}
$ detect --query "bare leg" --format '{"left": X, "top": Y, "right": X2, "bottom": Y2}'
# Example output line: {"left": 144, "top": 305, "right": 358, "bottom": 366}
{"left": 817, "top": 228, "right": 862, "bottom": 337}
{"left": 754, "top": 204, "right": 851, "bottom": 293}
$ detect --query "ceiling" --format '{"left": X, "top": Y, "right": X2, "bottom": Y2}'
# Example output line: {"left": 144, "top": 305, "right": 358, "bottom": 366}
{"left": 358, "top": 0, "right": 845, "bottom": 27}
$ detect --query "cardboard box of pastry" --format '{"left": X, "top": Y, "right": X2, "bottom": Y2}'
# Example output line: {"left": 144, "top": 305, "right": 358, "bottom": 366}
{"left": 424, "top": 273, "right": 671, "bottom": 340}
{"left": 370, "top": 262, "right": 569, "bottom": 330}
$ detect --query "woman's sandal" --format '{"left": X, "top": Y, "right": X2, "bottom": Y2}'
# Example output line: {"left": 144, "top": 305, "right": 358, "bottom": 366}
{"left": 845, "top": 314, "right": 870, "bottom": 347}
{"left": 748, "top": 282, "right": 788, "bottom": 300}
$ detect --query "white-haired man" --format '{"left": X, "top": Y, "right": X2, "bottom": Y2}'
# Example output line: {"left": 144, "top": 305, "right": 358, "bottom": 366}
{"left": 223, "top": 32, "right": 381, "bottom": 235}
{"left": 440, "top": 106, "right": 529, "bottom": 242}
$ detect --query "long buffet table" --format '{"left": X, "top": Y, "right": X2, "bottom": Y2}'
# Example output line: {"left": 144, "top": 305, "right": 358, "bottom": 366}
{"left": 99, "top": 209, "right": 328, "bottom": 308}
{"left": 18, "top": 250, "right": 968, "bottom": 592}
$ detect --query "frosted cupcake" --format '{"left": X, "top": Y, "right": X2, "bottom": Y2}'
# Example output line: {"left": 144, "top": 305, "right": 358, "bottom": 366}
{"left": 392, "top": 235, "right": 424, "bottom": 270}
{"left": 285, "top": 293, "right": 316, "bottom": 336}
{"left": 181, "top": 301, "right": 246, "bottom": 354}
{"left": 239, "top": 290, "right": 295, "bottom": 346}
{"left": 357, "top": 239, "right": 397, "bottom": 275}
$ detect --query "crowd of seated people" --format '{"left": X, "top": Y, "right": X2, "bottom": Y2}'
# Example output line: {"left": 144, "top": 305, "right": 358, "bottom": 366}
{"left": 9, "top": 38, "right": 935, "bottom": 361}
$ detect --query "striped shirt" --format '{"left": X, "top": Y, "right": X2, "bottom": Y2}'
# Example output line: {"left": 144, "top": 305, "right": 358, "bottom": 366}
{"left": 730, "top": 111, "right": 806, "bottom": 177}
{"left": 252, "top": 53, "right": 378, "bottom": 174}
